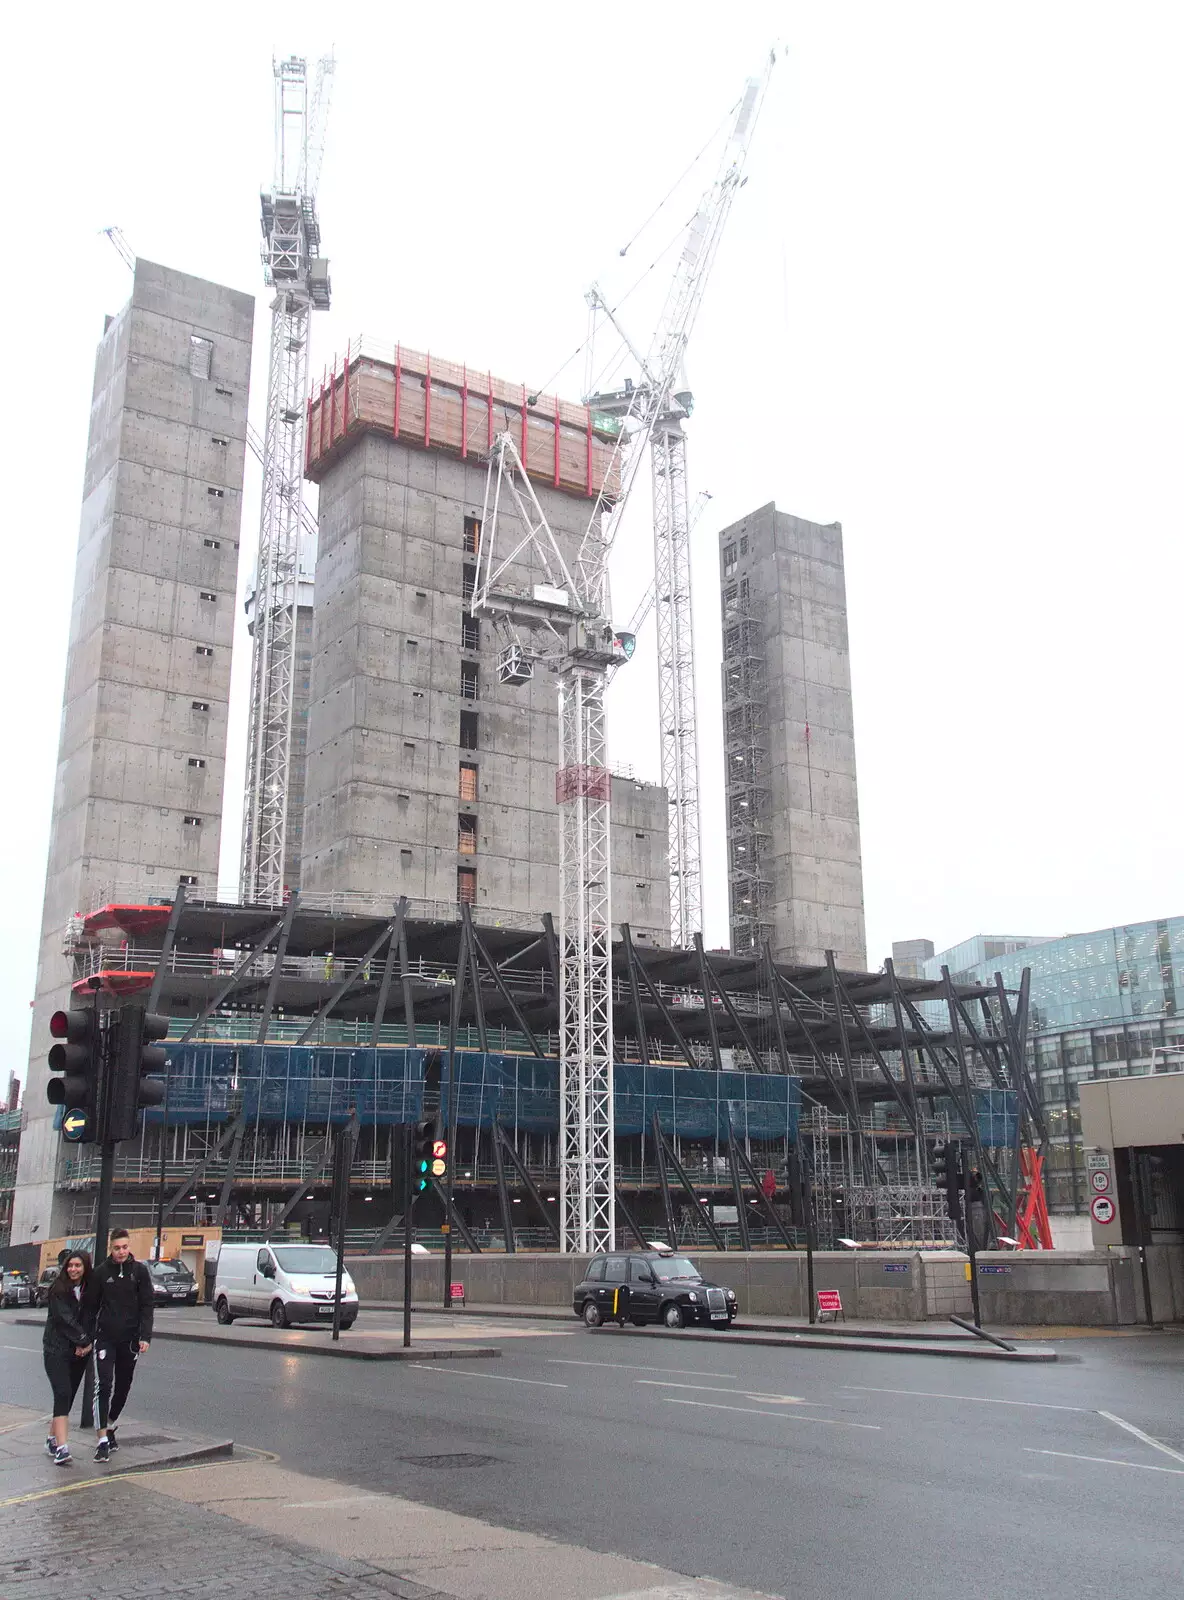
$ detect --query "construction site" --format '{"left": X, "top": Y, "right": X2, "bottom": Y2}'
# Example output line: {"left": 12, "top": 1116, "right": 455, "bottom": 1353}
{"left": 11, "top": 47, "right": 1054, "bottom": 1261}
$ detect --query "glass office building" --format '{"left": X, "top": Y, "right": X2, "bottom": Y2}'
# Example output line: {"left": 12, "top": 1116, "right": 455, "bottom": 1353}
{"left": 924, "top": 919, "right": 1184, "bottom": 1211}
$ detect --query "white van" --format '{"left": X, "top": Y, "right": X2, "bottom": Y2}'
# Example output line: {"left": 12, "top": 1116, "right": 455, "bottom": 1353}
{"left": 212, "top": 1242, "right": 359, "bottom": 1330}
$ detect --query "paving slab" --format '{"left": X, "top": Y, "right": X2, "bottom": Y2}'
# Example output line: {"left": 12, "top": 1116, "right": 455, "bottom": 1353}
{"left": 0, "top": 1400, "right": 232, "bottom": 1505}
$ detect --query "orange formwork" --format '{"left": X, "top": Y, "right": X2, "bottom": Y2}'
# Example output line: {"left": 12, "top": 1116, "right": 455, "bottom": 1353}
{"left": 305, "top": 337, "right": 623, "bottom": 501}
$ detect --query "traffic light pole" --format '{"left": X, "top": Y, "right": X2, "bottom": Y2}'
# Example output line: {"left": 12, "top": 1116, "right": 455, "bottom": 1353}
{"left": 958, "top": 1144, "right": 982, "bottom": 1329}
{"left": 402, "top": 1122, "right": 413, "bottom": 1348}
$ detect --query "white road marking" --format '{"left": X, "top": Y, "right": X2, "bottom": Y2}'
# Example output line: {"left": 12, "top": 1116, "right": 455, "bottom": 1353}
{"left": 638, "top": 1380, "right": 814, "bottom": 1405}
{"left": 1097, "top": 1410, "right": 1184, "bottom": 1465}
{"left": 408, "top": 1364, "right": 567, "bottom": 1388}
{"left": 1026, "top": 1448, "right": 1184, "bottom": 1477}
{"left": 548, "top": 1360, "right": 738, "bottom": 1379}
{"left": 664, "top": 1398, "right": 880, "bottom": 1430}
{"left": 0, "top": 1345, "right": 40, "bottom": 1354}
{"left": 844, "top": 1385, "right": 1085, "bottom": 1412}
{"left": 283, "top": 1495, "right": 386, "bottom": 1508}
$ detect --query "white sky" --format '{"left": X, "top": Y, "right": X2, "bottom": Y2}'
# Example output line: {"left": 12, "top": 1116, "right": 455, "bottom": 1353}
{"left": 2, "top": 2, "right": 1182, "bottom": 1083}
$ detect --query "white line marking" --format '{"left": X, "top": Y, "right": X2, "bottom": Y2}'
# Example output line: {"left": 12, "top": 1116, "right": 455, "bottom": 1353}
{"left": 283, "top": 1495, "right": 386, "bottom": 1508}
{"left": 1026, "top": 1448, "right": 1184, "bottom": 1477}
{"left": 664, "top": 1398, "right": 880, "bottom": 1430}
{"left": 638, "top": 1380, "right": 814, "bottom": 1405}
{"left": 844, "top": 1385, "right": 1085, "bottom": 1412}
{"left": 408, "top": 1364, "right": 567, "bottom": 1388}
{"left": 1098, "top": 1410, "right": 1184, "bottom": 1465}
{"left": 548, "top": 1360, "right": 738, "bottom": 1378}
{"left": 0, "top": 1345, "right": 40, "bottom": 1354}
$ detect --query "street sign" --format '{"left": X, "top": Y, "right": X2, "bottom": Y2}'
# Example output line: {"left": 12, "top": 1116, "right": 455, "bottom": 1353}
{"left": 1091, "top": 1195, "right": 1116, "bottom": 1225}
{"left": 449, "top": 1282, "right": 465, "bottom": 1304}
{"left": 883, "top": 1263, "right": 909, "bottom": 1273}
{"left": 1090, "top": 1169, "right": 1111, "bottom": 1194}
{"left": 1086, "top": 1151, "right": 1111, "bottom": 1171}
{"left": 61, "top": 1108, "right": 88, "bottom": 1142}
{"left": 816, "top": 1289, "right": 843, "bottom": 1316}
{"left": 978, "top": 1264, "right": 1011, "bottom": 1275}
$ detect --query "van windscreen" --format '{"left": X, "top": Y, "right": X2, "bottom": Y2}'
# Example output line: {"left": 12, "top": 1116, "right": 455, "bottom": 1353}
{"left": 272, "top": 1247, "right": 338, "bottom": 1274}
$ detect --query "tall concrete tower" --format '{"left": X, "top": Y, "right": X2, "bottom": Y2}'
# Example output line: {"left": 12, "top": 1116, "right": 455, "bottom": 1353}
{"left": 13, "top": 261, "right": 253, "bottom": 1242}
{"left": 719, "top": 503, "right": 866, "bottom": 969}
{"left": 300, "top": 342, "right": 671, "bottom": 944}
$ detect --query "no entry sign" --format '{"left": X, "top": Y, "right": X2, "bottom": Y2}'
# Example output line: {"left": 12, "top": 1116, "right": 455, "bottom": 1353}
{"left": 1090, "top": 1195, "right": 1116, "bottom": 1225}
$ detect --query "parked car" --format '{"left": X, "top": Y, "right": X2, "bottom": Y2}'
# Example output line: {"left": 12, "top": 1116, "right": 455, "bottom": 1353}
{"left": 212, "top": 1243, "right": 358, "bottom": 1329}
{"left": 573, "top": 1252, "right": 737, "bottom": 1330}
{"left": 147, "top": 1259, "right": 199, "bottom": 1307}
{"left": 34, "top": 1268, "right": 59, "bottom": 1307}
{"left": 1, "top": 1271, "right": 33, "bottom": 1309}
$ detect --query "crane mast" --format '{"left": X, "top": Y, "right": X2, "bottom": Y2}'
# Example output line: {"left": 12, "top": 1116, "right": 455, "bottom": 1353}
{"left": 588, "top": 54, "right": 775, "bottom": 947}
{"left": 241, "top": 55, "right": 333, "bottom": 905}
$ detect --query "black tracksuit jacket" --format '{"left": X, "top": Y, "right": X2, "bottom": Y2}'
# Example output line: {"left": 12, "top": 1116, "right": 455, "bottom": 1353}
{"left": 87, "top": 1256, "right": 155, "bottom": 1344}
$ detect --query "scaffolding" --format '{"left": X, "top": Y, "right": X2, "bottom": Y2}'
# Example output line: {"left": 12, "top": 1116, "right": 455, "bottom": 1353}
{"left": 722, "top": 586, "right": 774, "bottom": 953}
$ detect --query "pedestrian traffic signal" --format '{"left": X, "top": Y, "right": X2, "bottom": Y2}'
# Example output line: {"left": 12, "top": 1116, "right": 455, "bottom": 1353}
{"left": 414, "top": 1118, "right": 438, "bottom": 1193}
{"left": 106, "top": 1007, "right": 168, "bottom": 1143}
{"left": 47, "top": 1008, "right": 102, "bottom": 1143}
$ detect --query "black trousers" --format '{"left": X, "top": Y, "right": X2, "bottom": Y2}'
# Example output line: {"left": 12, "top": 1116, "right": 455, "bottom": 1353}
{"left": 95, "top": 1337, "right": 138, "bottom": 1429}
{"left": 43, "top": 1349, "right": 87, "bottom": 1418}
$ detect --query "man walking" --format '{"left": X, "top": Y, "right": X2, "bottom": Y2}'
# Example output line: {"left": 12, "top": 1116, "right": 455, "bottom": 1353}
{"left": 87, "top": 1228, "right": 153, "bottom": 1462}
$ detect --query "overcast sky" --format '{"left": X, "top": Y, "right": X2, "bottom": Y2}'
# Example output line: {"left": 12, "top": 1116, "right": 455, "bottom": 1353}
{"left": 3, "top": 2, "right": 1182, "bottom": 1082}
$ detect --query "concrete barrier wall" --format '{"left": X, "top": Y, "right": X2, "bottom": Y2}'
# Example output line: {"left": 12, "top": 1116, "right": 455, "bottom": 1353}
{"left": 347, "top": 1245, "right": 1184, "bottom": 1325}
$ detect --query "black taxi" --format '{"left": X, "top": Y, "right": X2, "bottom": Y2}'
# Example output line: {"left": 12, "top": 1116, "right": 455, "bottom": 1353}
{"left": 573, "top": 1251, "right": 737, "bottom": 1330}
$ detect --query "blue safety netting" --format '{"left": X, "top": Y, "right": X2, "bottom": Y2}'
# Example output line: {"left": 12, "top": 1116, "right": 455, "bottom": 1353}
{"left": 146, "top": 1045, "right": 799, "bottom": 1142}
{"left": 936, "top": 1088, "right": 1019, "bottom": 1149}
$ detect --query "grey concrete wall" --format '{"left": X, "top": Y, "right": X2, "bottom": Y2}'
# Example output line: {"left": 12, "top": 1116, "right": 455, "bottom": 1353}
{"left": 346, "top": 1247, "right": 1184, "bottom": 1326}
{"left": 14, "top": 260, "right": 253, "bottom": 1243}
{"left": 719, "top": 504, "right": 865, "bottom": 968}
{"left": 301, "top": 430, "right": 670, "bottom": 941}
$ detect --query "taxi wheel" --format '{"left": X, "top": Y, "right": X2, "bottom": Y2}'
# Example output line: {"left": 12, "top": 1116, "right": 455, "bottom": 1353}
{"left": 661, "top": 1302, "right": 685, "bottom": 1330}
{"left": 582, "top": 1300, "right": 603, "bottom": 1328}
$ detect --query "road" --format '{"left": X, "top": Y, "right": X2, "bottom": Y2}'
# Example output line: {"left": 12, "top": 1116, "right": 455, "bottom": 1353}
{"left": 1, "top": 1307, "right": 1181, "bottom": 1598}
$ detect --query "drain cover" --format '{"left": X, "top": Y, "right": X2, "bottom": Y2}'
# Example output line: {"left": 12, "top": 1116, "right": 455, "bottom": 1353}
{"left": 117, "top": 1433, "right": 179, "bottom": 1448}
{"left": 399, "top": 1453, "right": 496, "bottom": 1469}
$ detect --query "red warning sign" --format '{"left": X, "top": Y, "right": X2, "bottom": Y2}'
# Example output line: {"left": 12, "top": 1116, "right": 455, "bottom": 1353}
{"left": 1090, "top": 1195, "right": 1115, "bottom": 1225}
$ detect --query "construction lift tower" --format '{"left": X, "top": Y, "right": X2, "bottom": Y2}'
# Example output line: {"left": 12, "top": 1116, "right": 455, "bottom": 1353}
{"left": 241, "top": 54, "right": 334, "bottom": 906}
{"left": 586, "top": 52, "right": 776, "bottom": 947}
{"left": 473, "top": 54, "right": 775, "bottom": 1253}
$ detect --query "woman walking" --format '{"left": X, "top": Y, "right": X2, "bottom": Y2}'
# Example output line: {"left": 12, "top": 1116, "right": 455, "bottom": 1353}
{"left": 42, "top": 1251, "right": 93, "bottom": 1466}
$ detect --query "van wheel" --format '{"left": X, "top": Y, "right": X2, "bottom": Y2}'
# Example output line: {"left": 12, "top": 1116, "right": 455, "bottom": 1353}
{"left": 215, "top": 1297, "right": 234, "bottom": 1325}
{"left": 270, "top": 1300, "right": 289, "bottom": 1329}
{"left": 582, "top": 1300, "right": 603, "bottom": 1328}
{"left": 340, "top": 1317, "right": 356, "bottom": 1330}
{"left": 661, "top": 1302, "right": 685, "bottom": 1330}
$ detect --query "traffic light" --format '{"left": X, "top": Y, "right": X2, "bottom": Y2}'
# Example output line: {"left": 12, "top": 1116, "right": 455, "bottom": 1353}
{"left": 106, "top": 1007, "right": 168, "bottom": 1143}
{"left": 47, "top": 1008, "right": 102, "bottom": 1143}
{"left": 414, "top": 1118, "right": 438, "bottom": 1194}
{"left": 932, "top": 1139, "right": 962, "bottom": 1219}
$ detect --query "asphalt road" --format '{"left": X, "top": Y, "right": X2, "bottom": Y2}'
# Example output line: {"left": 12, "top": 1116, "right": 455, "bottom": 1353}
{"left": 2, "top": 1307, "right": 1181, "bottom": 1599}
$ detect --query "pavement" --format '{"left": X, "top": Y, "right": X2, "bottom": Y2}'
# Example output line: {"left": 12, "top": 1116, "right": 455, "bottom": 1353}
{"left": 367, "top": 1301, "right": 1060, "bottom": 1360}
{"left": 0, "top": 1399, "right": 231, "bottom": 1502}
{"left": 14, "top": 1312, "right": 501, "bottom": 1363}
{"left": 2, "top": 1312, "right": 1182, "bottom": 1598}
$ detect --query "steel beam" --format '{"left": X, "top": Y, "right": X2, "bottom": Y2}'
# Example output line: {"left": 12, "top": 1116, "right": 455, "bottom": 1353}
{"left": 370, "top": 898, "right": 407, "bottom": 1045}
{"left": 494, "top": 1121, "right": 561, "bottom": 1247}
{"left": 651, "top": 1115, "right": 726, "bottom": 1250}
{"left": 255, "top": 892, "right": 300, "bottom": 1044}
{"left": 620, "top": 925, "right": 650, "bottom": 1065}
{"left": 176, "top": 915, "right": 289, "bottom": 1045}
{"left": 471, "top": 921, "right": 544, "bottom": 1056}
{"left": 160, "top": 1115, "right": 246, "bottom": 1223}
{"left": 490, "top": 1119, "right": 516, "bottom": 1253}
{"left": 297, "top": 911, "right": 400, "bottom": 1044}
{"left": 651, "top": 1110, "right": 678, "bottom": 1248}
{"left": 147, "top": 884, "right": 187, "bottom": 1012}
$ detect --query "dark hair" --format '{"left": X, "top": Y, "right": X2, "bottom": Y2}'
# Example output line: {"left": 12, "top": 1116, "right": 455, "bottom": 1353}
{"left": 50, "top": 1251, "right": 92, "bottom": 1299}
{"left": 109, "top": 1228, "right": 130, "bottom": 1244}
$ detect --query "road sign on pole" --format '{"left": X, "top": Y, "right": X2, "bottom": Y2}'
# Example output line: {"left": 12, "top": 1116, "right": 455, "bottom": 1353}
{"left": 1091, "top": 1195, "right": 1116, "bottom": 1225}
{"left": 1090, "top": 1169, "right": 1111, "bottom": 1194}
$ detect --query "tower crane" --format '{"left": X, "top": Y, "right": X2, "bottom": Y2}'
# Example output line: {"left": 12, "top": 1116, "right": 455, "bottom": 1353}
{"left": 474, "top": 53, "right": 776, "bottom": 1253}
{"left": 586, "top": 52, "right": 776, "bottom": 947}
{"left": 240, "top": 54, "right": 334, "bottom": 906}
